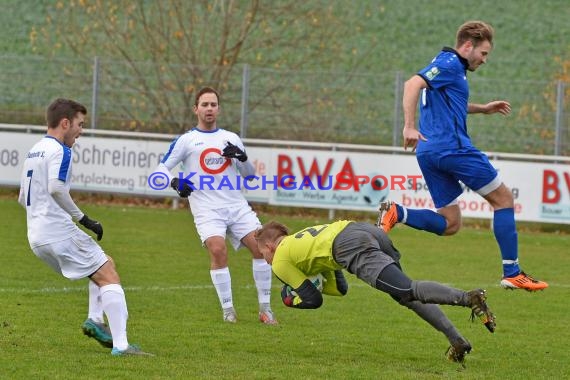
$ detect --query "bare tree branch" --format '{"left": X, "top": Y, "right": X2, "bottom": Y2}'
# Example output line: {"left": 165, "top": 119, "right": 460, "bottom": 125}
{"left": 33, "top": 0, "right": 371, "bottom": 134}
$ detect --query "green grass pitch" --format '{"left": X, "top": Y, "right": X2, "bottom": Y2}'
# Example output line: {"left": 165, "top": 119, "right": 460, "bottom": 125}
{"left": 0, "top": 197, "right": 568, "bottom": 379}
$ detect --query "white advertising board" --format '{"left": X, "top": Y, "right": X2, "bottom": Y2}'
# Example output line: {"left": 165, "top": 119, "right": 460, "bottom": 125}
{"left": 1, "top": 130, "right": 568, "bottom": 224}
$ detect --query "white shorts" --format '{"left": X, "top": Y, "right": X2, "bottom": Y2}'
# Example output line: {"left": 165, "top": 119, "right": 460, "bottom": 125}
{"left": 192, "top": 205, "right": 261, "bottom": 250}
{"left": 32, "top": 230, "right": 108, "bottom": 280}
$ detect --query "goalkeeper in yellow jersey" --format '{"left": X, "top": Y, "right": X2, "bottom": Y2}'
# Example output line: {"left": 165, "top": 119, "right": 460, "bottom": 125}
{"left": 255, "top": 220, "right": 496, "bottom": 365}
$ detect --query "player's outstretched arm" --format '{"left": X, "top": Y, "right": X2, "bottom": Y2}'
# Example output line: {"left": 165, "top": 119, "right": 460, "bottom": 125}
{"left": 468, "top": 100, "right": 511, "bottom": 115}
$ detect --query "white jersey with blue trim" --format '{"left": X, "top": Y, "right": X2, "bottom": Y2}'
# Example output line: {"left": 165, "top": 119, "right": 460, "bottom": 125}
{"left": 159, "top": 127, "right": 250, "bottom": 212}
{"left": 19, "top": 136, "right": 80, "bottom": 247}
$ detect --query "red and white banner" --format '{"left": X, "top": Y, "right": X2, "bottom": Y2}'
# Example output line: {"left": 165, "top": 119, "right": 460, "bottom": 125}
{"left": 2, "top": 130, "right": 568, "bottom": 224}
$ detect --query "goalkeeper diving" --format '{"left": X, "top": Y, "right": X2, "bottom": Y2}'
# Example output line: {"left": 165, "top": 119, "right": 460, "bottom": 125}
{"left": 255, "top": 220, "right": 496, "bottom": 365}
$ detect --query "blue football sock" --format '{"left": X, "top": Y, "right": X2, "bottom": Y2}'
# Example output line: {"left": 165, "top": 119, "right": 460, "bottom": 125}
{"left": 397, "top": 205, "right": 447, "bottom": 236}
{"left": 493, "top": 208, "right": 520, "bottom": 277}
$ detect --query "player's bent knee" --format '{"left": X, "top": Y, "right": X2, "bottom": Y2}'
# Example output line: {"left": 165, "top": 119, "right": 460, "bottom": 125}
{"left": 376, "top": 280, "right": 414, "bottom": 302}
{"left": 105, "top": 255, "right": 116, "bottom": 268}
{"left": 206, "top": 242, "right": 228, "bottom": 259}
{"left": 443, "top": 224, "right": 460, "bottom": 235}
{"left": 91, "top": 261, "right": 121, "bottom": 286}
{"left": 389, "top": 291, "right": 415, "bottom": 305}
{"left": 443, "top": 217, "right": 462, "bottom": 235}
{"left": 208, "top": 249, "right": 229, "bottom": 268}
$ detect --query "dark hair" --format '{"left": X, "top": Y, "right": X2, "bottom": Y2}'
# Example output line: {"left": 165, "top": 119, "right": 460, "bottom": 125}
{"left": 46, "top": 98, "right": 87, "bottom": 129}
{"left": 194, "top": 87, "right": 220, "bottom": 106}
{"left": 456, "top": 20, "right": 494, "bottom": 48}
{"left": 255, "top": 221, "right": 289, "bottom": 244}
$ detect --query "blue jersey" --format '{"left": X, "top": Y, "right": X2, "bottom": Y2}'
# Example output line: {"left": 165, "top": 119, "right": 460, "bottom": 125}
{"left": 416, "top": 47, "right": 472, "bottom": 153}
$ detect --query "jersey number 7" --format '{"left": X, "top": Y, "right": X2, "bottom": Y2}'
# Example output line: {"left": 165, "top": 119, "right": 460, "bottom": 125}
{"left": 26, "top": 169, "right": 33, "bottom": 206}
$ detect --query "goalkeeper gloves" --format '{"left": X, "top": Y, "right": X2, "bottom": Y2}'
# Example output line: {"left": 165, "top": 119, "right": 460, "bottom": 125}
{"left": 280, "top": 281, "right": 323, "bottom": 309}
{"left": 222, "top": 141, "right": 248, "bottom": 162}
{"left": 170, "top": 177, "right": 194, "bottom": 198}
{"left": 79, "top": 214, "right": 103, "bottom": 241}
{"left": 281, "top": 285, "right": 296, "bottom": 307}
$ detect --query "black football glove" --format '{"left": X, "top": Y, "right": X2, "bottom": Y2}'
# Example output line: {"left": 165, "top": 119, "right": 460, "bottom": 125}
{"left": 222, "top": 141, "right": 248, "bottom": 162}
{"left": 170, "top": 177, "right": 194, "bottom": 198}
{"left": 79, "top": 214, "right": 103, "bottom": 241}
{"left": 281, "top": 280, "right": 323, "bottom": 309}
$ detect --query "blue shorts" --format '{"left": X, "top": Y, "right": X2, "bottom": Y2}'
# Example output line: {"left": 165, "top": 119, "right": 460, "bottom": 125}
{"left": 416, "top": 147, "right": 498, "bottom": 208}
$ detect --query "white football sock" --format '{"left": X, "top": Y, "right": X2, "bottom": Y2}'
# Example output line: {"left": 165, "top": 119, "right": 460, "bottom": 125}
{"left": 210, "top": 267, "right": 233, "bottom": 310}
{"left": 87, "top": 280, "right": 104, "bottom": 323}
{"left": 101, "top": 284, "right": 129, "bottom": 351}
{"left": 252, "top": 259, "right": 272, "bottom": 307}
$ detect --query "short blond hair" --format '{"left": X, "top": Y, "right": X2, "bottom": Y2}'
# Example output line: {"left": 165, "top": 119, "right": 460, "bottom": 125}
{"left": 456, "top": 20, "right": 494, "bottom": 48}
{"left": 255, "top": 221, "right": 289, "bottom": 245}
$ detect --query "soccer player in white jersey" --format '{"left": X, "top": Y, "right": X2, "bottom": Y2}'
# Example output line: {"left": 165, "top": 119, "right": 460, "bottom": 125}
{"left": 19, "top": 98, "right": 151, "bottom": 356}
{"left": 155, "top": 87, "right": 276, "bottom": 324}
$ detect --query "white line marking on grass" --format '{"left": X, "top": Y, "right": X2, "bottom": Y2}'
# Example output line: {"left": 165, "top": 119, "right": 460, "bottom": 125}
{"left": 0, "top": 284, "right": 215, "bottom": 294}
{"left": 0, "top": 282, "right": 568, "bottom": 294}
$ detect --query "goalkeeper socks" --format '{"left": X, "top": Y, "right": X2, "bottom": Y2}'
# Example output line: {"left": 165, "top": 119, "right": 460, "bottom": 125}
{"left": 399, "top": 205, "right": 447, "bottom": 236}
{"left": 210, "top": 267, "right": 233, "bottom": 310}
{"left": 252, "top": 259, "right": 272, "bottom": 305}
{"left": 493, "top": 208, "right": 520, "bottom": 277}
{"left": 402, "top": 301, "right": 460, "bottom": 342}
{"left": 101, "top": 284, "right": 129, "bottom": 350}
{"left": 412, "top": 281, "right": 468, "bottom": 305}
{"left": 87, "top": 280, "right": 105, "bottom": 323}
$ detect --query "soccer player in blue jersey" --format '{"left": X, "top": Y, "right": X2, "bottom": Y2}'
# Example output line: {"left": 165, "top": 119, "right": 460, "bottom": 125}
{"left": 379, "top": 21, "right": 547, "bottom": 291}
